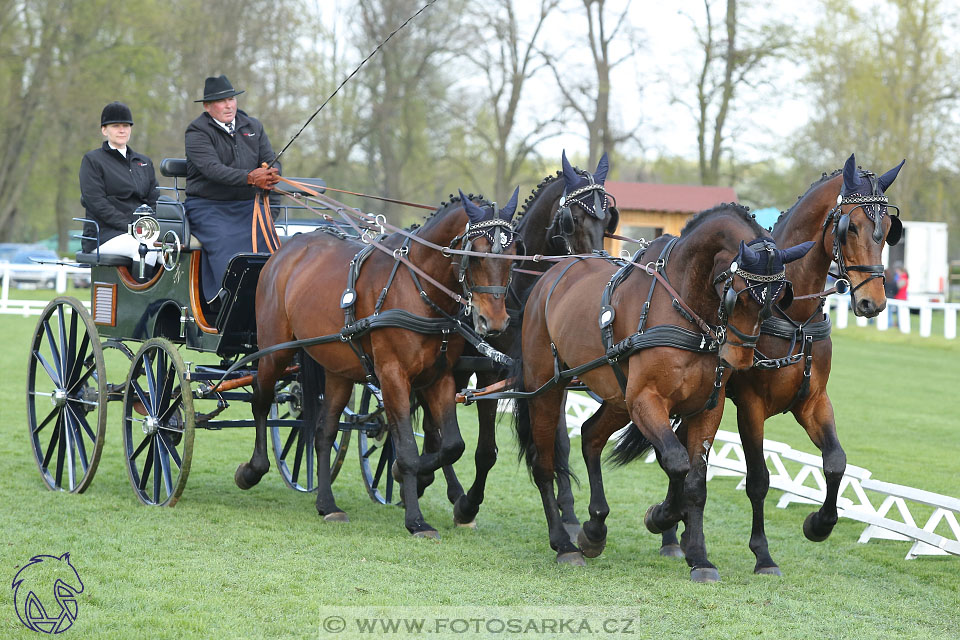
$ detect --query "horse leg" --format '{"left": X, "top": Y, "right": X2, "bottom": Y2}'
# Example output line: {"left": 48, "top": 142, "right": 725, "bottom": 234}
{"left": 577, "top": 402, "right": 629, "bottom": 558}
{"left": 555, "top": 401, "right": 581, "bottom": 540}
{"left": 677, "top": 407, "right": 726, "bottom": 583}
{"left": 795, "top": 393, "right": 846, "bottom": 542}
{"left": 658, "top": 420, "right": 687, "bottom": 558}
{"left": 736, "top": 399, "right": 781, "bottom": 575}
{"left": 380, "top": 367, "right": 438, "bottom": 537}
{"left": 632, "top": 397, "right": 690, "bottom": 537}
{"left": 452, "top": 370, "right": 498, "bottom": 527}
{"left": 413, "top": 395, "right": 439, "bottom": 498}
{"left": 314, "top": 373, "right": 353, "bottom": 521}
{"left": 521, "top": 387, "right": 583, "bottom": 564}
{"left": 238, "top": 350, "right": 294, "bottom": 489}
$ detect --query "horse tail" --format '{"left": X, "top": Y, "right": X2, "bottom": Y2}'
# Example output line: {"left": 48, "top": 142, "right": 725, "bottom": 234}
{"left": 606, "top": 423, "right": 654, "bottom": 466}
{"left": 509, "top": 357, "right": 535, "bottom": 468}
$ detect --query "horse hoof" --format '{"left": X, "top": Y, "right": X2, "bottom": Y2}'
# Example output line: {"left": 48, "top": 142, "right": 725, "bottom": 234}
{"left": 690, "top": 567, "right": 721, "bottom": 583}
{"left": 413, "top": 529, "right": 440, "bottom": 540}
{"left": 803, "top": 512, "right": 831, "bottom": 542}
{"left": 556, "top": 551, "right": 586, "bottom": 566}
{"left": 453, "top": 496, "right": 479, "bottom": 526}
{"left": 659, "top": 544, "right": 684, "bottom": 558}
{"left": 644, "top": 504, "right": 664, "bottom": 534}
{"left": 576, "top": 529, "right": 606, "bottom": 559}
{"left": 234, "top": 464, "right": 261, "bottom": 490}
{"left": 322, "top": 512, "right": 350, "bottom": 523}
{"left": 455, "top": 520, "right": 478, "bottom": 529}
{"left": 755, "top": 566, "right": 783, "bottom": 576}
{"left": 563, "top": 523, "right": 582, "bottom": 545}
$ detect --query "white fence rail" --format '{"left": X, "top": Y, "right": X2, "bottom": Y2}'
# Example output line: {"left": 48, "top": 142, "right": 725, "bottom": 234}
{"left": 0, "top": 264, "right": 90, "bottom": 316}
{"left": 827, "top": 295, "right": 958, "bottom": 339}
{"left": 558, "top": 393, "right": 959, "bottom": 560}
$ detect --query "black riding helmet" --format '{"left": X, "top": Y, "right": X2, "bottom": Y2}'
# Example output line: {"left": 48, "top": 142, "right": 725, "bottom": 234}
{"left": 101, "top": 102, "right": 134, "bottom": 126}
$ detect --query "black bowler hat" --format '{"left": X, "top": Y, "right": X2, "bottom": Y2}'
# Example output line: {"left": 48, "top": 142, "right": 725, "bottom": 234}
{"left": 101, "top": 102, "right": 133, "bottom": 126}
{"left": 195, "top": 74, "right": 245, "bottom": 102}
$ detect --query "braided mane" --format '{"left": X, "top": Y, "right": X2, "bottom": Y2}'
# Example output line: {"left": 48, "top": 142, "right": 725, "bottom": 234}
{"left": 681, "top": 202, "right": 764, "bottom": 237}
{"left": 770, "top": 168, "right": 842, "bottom": 234}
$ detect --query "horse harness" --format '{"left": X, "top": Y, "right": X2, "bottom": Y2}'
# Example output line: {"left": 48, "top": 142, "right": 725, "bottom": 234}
{"left": 502, "top": 237, "right": 788, "bottom": 421}
{"left": 822, "top": 171, "right": 902, "bottom": 298}
{"left": 547, "top": 174, "right": 612, "bottom": 254}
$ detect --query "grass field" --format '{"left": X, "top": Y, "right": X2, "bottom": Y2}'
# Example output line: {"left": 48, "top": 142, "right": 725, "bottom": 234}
{"left": 1, "top": 303, "right": 958, "bottom": 639}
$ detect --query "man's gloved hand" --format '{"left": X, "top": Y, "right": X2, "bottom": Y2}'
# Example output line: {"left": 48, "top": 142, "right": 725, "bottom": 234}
{"left": 247, "top": 166, "right": 280, "bottom": 190}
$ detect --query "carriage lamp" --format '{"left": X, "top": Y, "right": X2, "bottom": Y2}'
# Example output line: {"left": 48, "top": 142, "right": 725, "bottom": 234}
{"left": 129, "top": 216, "right": 161, "bottom": 278}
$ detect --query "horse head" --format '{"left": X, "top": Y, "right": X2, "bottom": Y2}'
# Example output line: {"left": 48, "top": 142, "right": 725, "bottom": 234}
{"left": 692, "top": 208, "right": 814, "bottom": 369}
{"left": 539, "top": 150, "right": 617, "bottom": 254}
{"left": 458, "top": 188, "right": 520, "bottom": 336}
{"left": 828, "top": 153, "right": 905, "bottom": 317}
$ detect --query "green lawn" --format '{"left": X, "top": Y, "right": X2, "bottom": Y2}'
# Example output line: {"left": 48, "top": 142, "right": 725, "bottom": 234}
{"left": 1, "top": 306, "right": 958, "bottom": 639}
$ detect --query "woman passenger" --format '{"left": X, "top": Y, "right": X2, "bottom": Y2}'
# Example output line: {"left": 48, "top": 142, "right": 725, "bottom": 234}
{"left": 79, "top": 102, "right": 159, "bottom": 265}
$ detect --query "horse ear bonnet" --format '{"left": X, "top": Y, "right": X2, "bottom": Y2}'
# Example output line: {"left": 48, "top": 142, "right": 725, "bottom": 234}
{"left": 459, "top": 189, "right": 488, "bottom": 224}
{"left": 500, "top": 186, "right": 520, "bottom": 221}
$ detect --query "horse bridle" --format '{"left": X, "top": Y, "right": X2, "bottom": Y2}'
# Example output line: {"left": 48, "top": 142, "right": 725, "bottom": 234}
{"left": 822, "top": 172, "right": 902, "bottom": 300}
{"left": 450, "top": 216, "right": 519, "bottom": 314}
{"left": 548, "top": 176, "right": 610, "bottom": 254}
{"left": 713, "top": 241, "right": 786, "bottom": 349}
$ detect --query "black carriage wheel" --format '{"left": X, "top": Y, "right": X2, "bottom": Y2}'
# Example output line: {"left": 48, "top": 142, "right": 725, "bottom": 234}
{"left": 26, "top": 297, "right": 107, "bottom": 493}
{"left": 354, "top": 385, "right": 402, "bottom": 505}
{"left": 122, "top": 338, "right": 195, "bottom": 507}
{"left": 270, "top": 378, "right": 351, "bottom": 493}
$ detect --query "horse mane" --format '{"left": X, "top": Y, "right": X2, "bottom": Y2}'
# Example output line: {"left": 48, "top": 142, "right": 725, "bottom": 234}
{"left": 680, "top": 202, "right": 765, "bottom": 237}
{"left": 415, "top": 192, "right": 491, "bottom": 232}
{"left": 513, "top": 171, "right": 562, "bottom": 229}
{"left": 770, "top": 168, "right": 842, "bottom": 233}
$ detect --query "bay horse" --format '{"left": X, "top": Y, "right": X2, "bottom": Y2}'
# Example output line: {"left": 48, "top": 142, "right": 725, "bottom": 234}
{"left": 652, "top": 153, "right": 905, "bottom": 574}
{"left": 515, "top": 203, "right": 814, "bottom": 581}
{"left": 239, "top": 193, "right": 518, "bottom": 537}
{"left": 438, "top": 151, "right": 620, "bottom": 529}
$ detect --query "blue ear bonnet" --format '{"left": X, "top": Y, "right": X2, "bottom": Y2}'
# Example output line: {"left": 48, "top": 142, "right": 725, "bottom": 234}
{"left": 560, "top": 150, "right": 609, "bottom": 220}
{"left": 458, "top": 188, "right": 519, "bottom": 253}
{"left": 839, "top": 154, "right": 905, "bottom": 245}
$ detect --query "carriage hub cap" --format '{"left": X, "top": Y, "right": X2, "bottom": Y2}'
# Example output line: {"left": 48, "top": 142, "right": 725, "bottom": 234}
{"left": 143, "top": 416, "right": 159, "bottom": 436}
{"left": 51, "top": 389, "right": 68, "bottom": 408}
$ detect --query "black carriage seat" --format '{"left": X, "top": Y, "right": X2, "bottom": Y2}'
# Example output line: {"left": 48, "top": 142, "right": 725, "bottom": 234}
{"left": 160, "top": 157, "right": 188, "bottom": 178}
{"left": 213, "top": 253, "right": 270, "bottom": 349}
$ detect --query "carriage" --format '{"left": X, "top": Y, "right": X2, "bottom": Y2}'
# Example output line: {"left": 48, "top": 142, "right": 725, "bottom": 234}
{"left": 26, "top": 159, "right": 394, "bottom": 507}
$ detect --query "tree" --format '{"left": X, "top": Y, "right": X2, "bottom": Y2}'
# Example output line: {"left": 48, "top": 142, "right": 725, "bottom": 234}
{"left": 542, "top": 0, "right": 638, "bottom": 168}
{"left": 452, "top": 0, "right": 561, "bottom": 203}
{"left": 676, "top": 0, "right": 793, "bottom": 185}
{"left": 793, "top": 0, "right": 960, "bottom": 252}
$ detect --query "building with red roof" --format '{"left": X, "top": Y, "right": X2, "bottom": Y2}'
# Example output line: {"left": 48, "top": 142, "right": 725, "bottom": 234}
{"left": 604, "top": 181, "right": 738, "bottom": 255}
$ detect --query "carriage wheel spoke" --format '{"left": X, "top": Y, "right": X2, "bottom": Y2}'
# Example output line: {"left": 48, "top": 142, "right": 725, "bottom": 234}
{"left": 157, "top": 440, "right": 173, "bottom": 499}
{"left": 290, "top": 430, "right": 306, "bottom": 485}
{"left": 64, "top": 412, "right": 77, "bottom": 490}
{"left": 70, "top": 404, "right": 98, "bottom": 442}
{"left": 280, "top": 428, "right": 298, "bottom": 460}
{"left": 33, "top": 350, "right": 62, "bottom": 387}
{"left": 157, "top": 363, "right": 175, "bottom": 416}
{"left": 42, "top": 416, "right": 63, "bottom": 468}
{"left": 42, "top": 318, "right": 64, "bottom": 382}
{"left": 141, "top": 353, "right": 158, "bottom": 415}
{"left": 67, "top": 360, "right": 96, "bottom": 395}
{"left": 130, "top": 431, "right": 151, "bottom": 463}
{"left": 64, "top": 406, "right": 90, "bottom": 474}
{"left": 57, "top": 308, "right": 68, "bottom": 380}
{"left": 33, "top": 405, "right": 59, "bottom": 435}
{"left": 159, "top": 393, "right": 184, "bottom": 427}
{"left": 54, "top": 413, "right": 67, "bottom": 488}
{"left": 129, "top": 379, "right": 152, "bottom": 417}
{"left": 158, "top": 432, "right": 183, "bottom": 470}
{"left": 138, "top": 439, "right": 155, "bottom": 492}
{"left": 153, "top": 438, "right": 163, "bottom": 503}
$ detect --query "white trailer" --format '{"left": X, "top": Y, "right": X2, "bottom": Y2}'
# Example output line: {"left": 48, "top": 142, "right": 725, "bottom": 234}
{"left": 883, "top": 220, "right": 949, "bottom": 304}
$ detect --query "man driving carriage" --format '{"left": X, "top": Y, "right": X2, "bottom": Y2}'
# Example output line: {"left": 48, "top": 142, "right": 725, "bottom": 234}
{"left": 184, "top": 74, "right": 282, "bottom": 307}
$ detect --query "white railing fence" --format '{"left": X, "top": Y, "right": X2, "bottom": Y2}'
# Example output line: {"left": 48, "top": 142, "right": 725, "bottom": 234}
{"left": 0, "top": 264, "right": 91, "bottom": 316}
{"left": 558, "top": 393, "right": 959, "bottom": 560}
{"left": 827, "top": 295, "right": 958, "bottom": 339}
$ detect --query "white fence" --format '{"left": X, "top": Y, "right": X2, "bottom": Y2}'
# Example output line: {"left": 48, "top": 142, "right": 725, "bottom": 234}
{"left": 559, "top": 394, "right": 960, "bottom": 560}
{"left": 0, "top": 263, "right": 90, "bottom": 316}
{"left": 827, "top": 295, "right": 958, "bottom": 339}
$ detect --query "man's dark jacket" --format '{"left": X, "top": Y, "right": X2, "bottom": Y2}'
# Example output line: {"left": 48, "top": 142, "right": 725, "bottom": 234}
{"left": 184, "top": 110, "right": 279, "bottom": 200}
{"left": 79, "top": 142, "right": 159, "bottom": 252}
